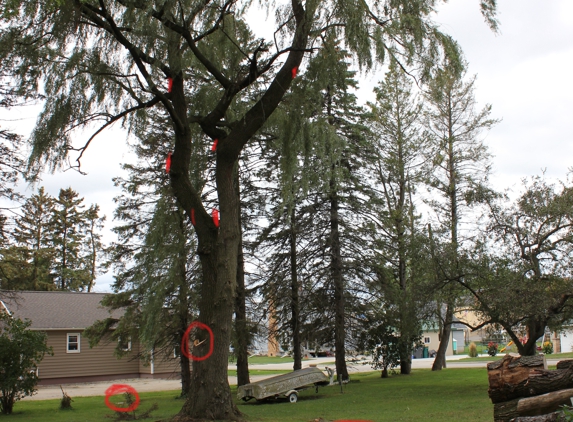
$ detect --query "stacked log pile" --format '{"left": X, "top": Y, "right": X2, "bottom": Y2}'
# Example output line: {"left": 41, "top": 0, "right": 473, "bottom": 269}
{"left": 488, "top": 354, "right": 573, "bottom": 422}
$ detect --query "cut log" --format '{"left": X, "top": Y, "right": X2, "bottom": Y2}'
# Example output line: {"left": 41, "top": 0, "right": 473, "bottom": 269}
{"left": 518, "top": 388, "right": 573, "bottom": 416}
{"left": 488, "top": 354, "right": 547, "bottom": 391}
{"left": 510, "top": 411, "right": 568, "bottom": 422}
{"left": 494, "top": 389, "right": 573, "bottom": 422}
{"left": 556, "top": 360, "right": 573, "bottom": 370}
{"left": 494, "top": 398, "right": 520, "bottom": 422}
{"left": 489, "top": 366, "right": 573, "bottom": 403}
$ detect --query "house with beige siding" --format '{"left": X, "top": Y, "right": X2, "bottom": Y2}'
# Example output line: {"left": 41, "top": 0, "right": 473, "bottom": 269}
{"left": 0, "top": 291, "right": 181, "bottom": 385}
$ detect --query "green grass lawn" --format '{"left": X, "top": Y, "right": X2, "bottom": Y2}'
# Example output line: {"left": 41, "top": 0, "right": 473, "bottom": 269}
{"left": 2, "top": 368, "right": 493, "bottom": 422}
{"left": 0, "top": 390, "right": 184, "bottom": 422}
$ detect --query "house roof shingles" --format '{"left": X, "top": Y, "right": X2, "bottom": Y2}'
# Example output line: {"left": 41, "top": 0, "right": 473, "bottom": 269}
{"left": 0, "top": 291, "right": 121, "bottom": 330}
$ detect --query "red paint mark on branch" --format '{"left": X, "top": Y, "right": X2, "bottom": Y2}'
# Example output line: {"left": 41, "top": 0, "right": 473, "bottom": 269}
{"left": 165, "top": 152, "right": 172, "bottom": 173}
{"left": 181, "top": 321, "right": 214, "bottom": 361}
{"left": 104, "top": 384, "right": 140, "bottom": 412}
{"left": 291, "top": 67, "right": 298, "bottom": 79}
{"left": 190, "top": 208, "right": 196, "bottom": 226}
{"left": 211, "top": 138, "right": 218, "bottom": 152}
{"left": 212, "top": 209, "right": 219, "bottom": 227}
{"left": 168, "top": 77, "right": 173, "bottom": 93}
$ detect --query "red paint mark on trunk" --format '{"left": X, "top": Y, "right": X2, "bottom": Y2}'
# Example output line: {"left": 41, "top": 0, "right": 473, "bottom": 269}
{"left": 168, "top": 77, "right": 173, "bottom": 93}
{"left": 190, "top": 208, "right": 196, "bottom": 226}
{"left": 181, "top": 321, "right": 214, "bottom": 361}
{"left": 212, "top": 209, "right": 219, "bottom": 227}
{"left": 165, "top": 152, "right": 172, "bottom": 173}
{"left": 211, "top": 138, "right": 218, "bottom": 152}
{"left": 291, "top": 67, "right": 298, "bottom": 79}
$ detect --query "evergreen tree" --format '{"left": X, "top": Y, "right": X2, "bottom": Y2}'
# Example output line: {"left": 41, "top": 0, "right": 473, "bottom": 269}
{"left": 82, "top": 205, "right": 105, "bottom": 292}
{"left": 1, "top": 0, "right": 497, "bottom": 417}
{"left": 9, "top": 187, "right": 56, "bottom": 290}
{"left": 253, "top": 40, "right": 372, "bottom": 381}
{"left": 51, "top": 188, "right": 88, "bottom": 291}
{"left": 423, "top": 62, "right": 498, "bottom": 370}
{"left": 366, "top": 62, "right": 428, "bottom": 375}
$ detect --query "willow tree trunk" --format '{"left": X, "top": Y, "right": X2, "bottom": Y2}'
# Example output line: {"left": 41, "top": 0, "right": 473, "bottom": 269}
{"left": 290, "top": 206, "right": 302, "bottom": 371}
{"left": 170, "top": 3, "right": 314, "bottom": 417}
{"left": 175, "top": 154, "right": 242, "bottom": 420}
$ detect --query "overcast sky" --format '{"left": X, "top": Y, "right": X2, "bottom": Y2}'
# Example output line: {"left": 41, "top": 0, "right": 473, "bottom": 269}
{"left": 2, "top": 0, "right": 572, "bottom": 292}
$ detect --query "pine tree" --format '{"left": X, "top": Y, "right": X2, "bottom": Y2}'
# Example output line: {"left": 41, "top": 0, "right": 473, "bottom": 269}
{"left": 10, "top": 187, "right": 56, "bottom": 290}
{"left": 253, "top": 40, "right": 371, "bottom": 380}
{"left": 366, "top": 62, "right": 429, "bottom": 375}
{"left": 423, "top": 62, "right": 498, "bottom": 370}
{"left": 82, "top": 205, "right": 105, "bottom": 292}
{"left": 51, "top": 188, "right": 88, "bottom": 291}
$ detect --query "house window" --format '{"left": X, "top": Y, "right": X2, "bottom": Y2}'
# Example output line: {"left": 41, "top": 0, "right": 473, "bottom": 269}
{"left": 424, "top": 337, "right": 431, "bottom": 344}
{"left": 67, "top": 333, "right": 80, "bottom": 353}
{"left": 119, "top": 337, "right": 132, "bottom": 352}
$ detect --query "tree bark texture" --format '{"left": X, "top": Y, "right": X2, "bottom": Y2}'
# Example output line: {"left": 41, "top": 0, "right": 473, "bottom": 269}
{"left": 290, "top": 206, "right": 302, "bottom": 371}
{"left": 432, "top": 303, "right": 453, "bottom": 370}
{"left": 488, "top": 354, "right": 547, "bottom": 392}
{"left": 557, "top": 360, "right": 573, "bottom": 370}
{"left": 494, "top": 388, "right": 573, "bottom": 421}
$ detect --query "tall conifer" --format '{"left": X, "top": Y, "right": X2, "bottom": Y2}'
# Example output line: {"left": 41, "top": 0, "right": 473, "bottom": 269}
{"left": 367, "top": 62, "right": 429, "bottom": 374}
{"left": 423, "top": 63, "right": 498, "bottom": 370}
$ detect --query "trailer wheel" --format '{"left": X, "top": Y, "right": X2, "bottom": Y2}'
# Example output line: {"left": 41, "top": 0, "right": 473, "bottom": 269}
{"left": 288, "top": 392, "right": 298, "bottom": 403}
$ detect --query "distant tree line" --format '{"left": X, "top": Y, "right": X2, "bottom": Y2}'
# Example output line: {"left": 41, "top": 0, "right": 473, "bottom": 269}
{"left": 0, "top": 187, "right": 105, "bottom": 292}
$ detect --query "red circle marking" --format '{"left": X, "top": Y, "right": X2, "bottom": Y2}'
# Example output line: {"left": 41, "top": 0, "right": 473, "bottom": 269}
{"left": 104, "top": 384, "right": 140, "bottom": 412}
{"left": 181, "top": 321, "right": 214, "bottom": 361}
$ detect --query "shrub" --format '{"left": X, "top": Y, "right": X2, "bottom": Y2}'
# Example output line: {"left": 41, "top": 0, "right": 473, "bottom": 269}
{"left": 0, "top": 313, "right": 53, "bottom": 415}
{"left": 543, "top": 341, "right": 553, "bottom": 354}
{"left": 487, "top": 342, "right": 498, "bottom": 357}
{"left": 468, "top": 342, "right": 478, "bottom": 358}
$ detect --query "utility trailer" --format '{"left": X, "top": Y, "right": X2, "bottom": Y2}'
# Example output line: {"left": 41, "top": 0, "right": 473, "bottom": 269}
{"left": 237, "top": 367, "right": 330, "bottom": 403}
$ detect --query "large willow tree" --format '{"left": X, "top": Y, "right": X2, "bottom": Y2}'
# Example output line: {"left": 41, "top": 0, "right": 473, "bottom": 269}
{"left": 0, "top": 0, "right": 497, "bottom": 419}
